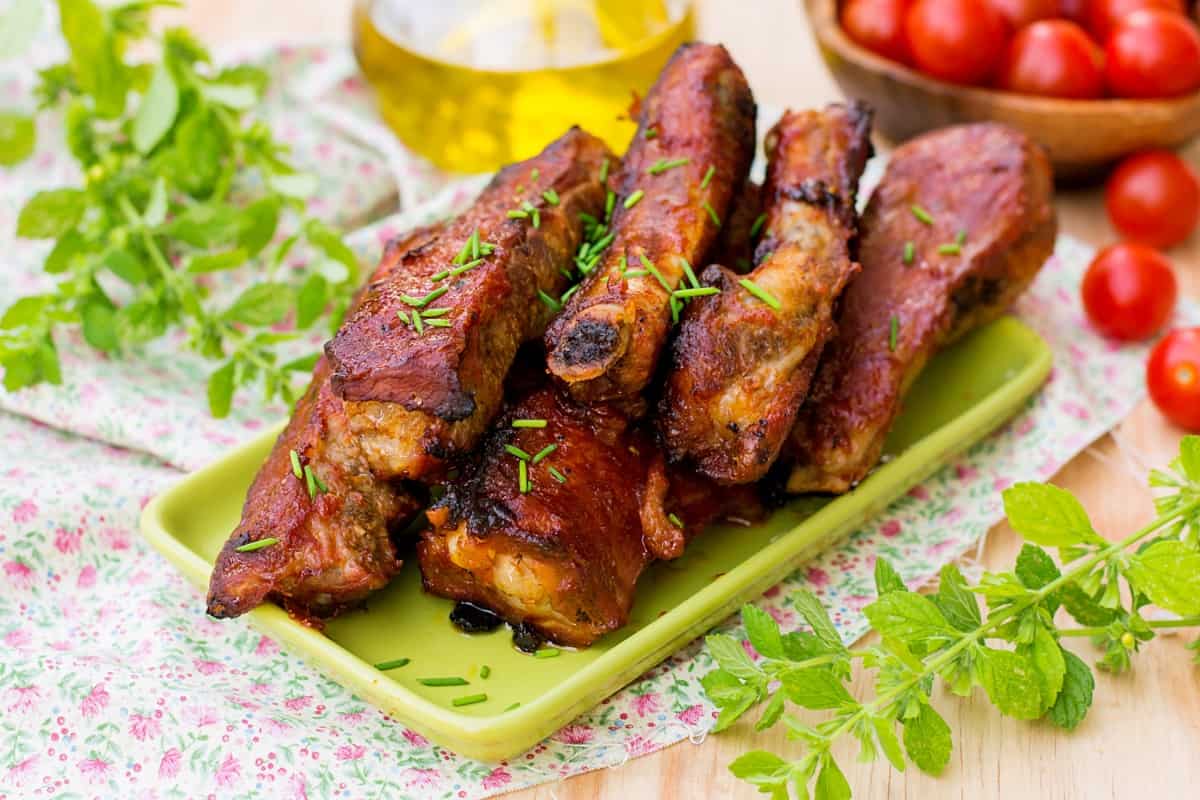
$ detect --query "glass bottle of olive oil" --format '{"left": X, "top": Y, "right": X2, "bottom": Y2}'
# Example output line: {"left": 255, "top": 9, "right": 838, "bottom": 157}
{"left": 352, "top": 0, "right": 696, "bottom": 173}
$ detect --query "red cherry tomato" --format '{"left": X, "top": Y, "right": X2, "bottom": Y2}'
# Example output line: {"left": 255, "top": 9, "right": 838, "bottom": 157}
{"left": 841, "top": 0, "right": 911, "bottom": 63}
{"left": 1147, "top": 327, "right": 1200, "bottom": 431}
{"left": 1105, "top": 10, "right": 1200, "bottom": 98}
{"left": 1081, "top": 242, "right": 1178, "bottom": 341}
{"left": 1105, "top": 150, "right": 1200, "bottom": 247}
{"left": 997, "top": 20, "right": 1106, "bottom": 98}
{"left": 1087, "top": 0, "right": 1185, "bottom": 42}
{"left": 904, "top": 0, "right": 1011, "bottom": 85}
{"left": 985, "top": 0, "right": 1058, "bottom": 28}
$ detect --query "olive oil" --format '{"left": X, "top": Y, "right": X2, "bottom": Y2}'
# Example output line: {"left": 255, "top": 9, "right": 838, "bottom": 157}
{"left": 352, "top": 0, "right": 696, "bottom": 173}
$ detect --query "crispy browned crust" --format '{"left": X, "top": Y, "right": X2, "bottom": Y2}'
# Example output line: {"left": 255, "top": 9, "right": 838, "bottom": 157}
{"left": 326, "top": 128, "right": 612, "bottom": 481}
{"left": 543, "top": 43, "right": 757, "bottom": 404}
{"left": 786, "top": 123, "right": 1057, "bottom": 494}
{"left": 657, "top": 103, "right": 873, "bottom": 485}
{"left": 418, "top": 384, "right": 758, "bottom": 647}
{"left": 207, "top": 229, "right": 437, "bottom": 622}
{"left": 711, "top": 179, "right": 764, "bottom": 274}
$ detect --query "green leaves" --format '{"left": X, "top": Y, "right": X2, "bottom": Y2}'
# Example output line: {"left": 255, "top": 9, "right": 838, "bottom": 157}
{"left": 1019, "top": 626, "right": 1066, "bottom": 711}
{"left": 58, "top": 0, "right": 126, "bottom": 118}
{"left": 1002, "top": 482, "right": 1101, "bottom": 547}
{"left": 901, "top": 703, "right": 952, "bottom": 775}
{"left": 864, "top": 592, "right": 959, "bottom": 650}
{"left": 979, "top": 648, "right": 1044, "bottom": 720}
{"left": 1125, "top": 541, "right": 1200, "bottom": 616}
{"left": 17, "top": 188, "right": 86, "bottom": 239}
{"left": 743, "top": 604, "right": 785, "bottom": 660}
{"left": 80, "top": 298, "right": 119, "bottom": 352}
{"left": 780, "top": 668, "right": 852, "bottom": 710}
{"left": 932, "top": 564, "right": 981, "bottom": 632}
{"left": 132, "top": 61, "right": 178, "bottom": 153}
{"left": 874, "top": 558, "right": 906, "bottom": 595}
{"left": 224, "top": 283, "right": 293, "bottom": 327}
{"left": 207, "top": 361, "right": 235, "bottom": 418}
{"left": 729, "top": 750, "right": 790, "bottom": 795}
{"left": 1047, "top": 649, "right": 1094, "bottom": 731}
{"left": 0, "top": 111, "right": 35, "bottom": 165}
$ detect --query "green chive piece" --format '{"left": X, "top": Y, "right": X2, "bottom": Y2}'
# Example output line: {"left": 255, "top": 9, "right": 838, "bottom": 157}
{"left": 518, "top": 460, "right": 530, "bottom": 494}
{"left": 452, "top": 693, "right": 488, "bottom": 707}
{"left": 479, "top": 242, "right": 496, "bottom": 255}
{"left": 542, "top": 188, "right": 559, "bottom": 206}
{"left": 538, "top": 289, "right": 562, "bottom": 311}
{"left": 507, "top": 209, "right": 528, "bottom": 220}
{"left": 512, "top": 419, "right": 547, "bottom": 429}
{"left": 504, "top": 702, "right": 521, "bottom": 712}
{"left": 422, "top": 308, "right": 452, "bottom": 318}
{"left": 452, "top": 233, "right": 472, "bottom": 265}
{"left": 673, "top": 287, "right": 719, "bottom": 299}
{"left": 470, "top": 229, "right": 481, "bottom": 260}
{"left": 534, "top": 648, "right": 560, "bottom": 659}
{"left": 532, "top": 444, "right": 557, "bottom": 464}
{"left": 599, "top": 158, "right": 610, "bottom": 183}
{"left": 903, "top": 241, "right": 915, "bottom": 265}
{"left": 412, "top": 312, "right": 425, "bottom": 336}
{"left": 749, "top": 213, "right": 767, "bottom": 238}
{"left": 702, "top": 200, "right": 721, "bottom": 227}
{"left": 505, "top": 444, "right": 532, "bottom": 461}
{"left": 425, "top": 319, "right": 452, "bottom": 328}
{"left": 431, "top": 269, "right": 451, "bottom": 282}
{"left": 530, "top": 168, "right": 539, "bottom": 182}
{"left": 700, "top": 164, "right": 715, "bottom": 189}
{"left": 639, "top": 253, "right": 673, "bottom": 293}
{"left": 623, "top": 269, "right": 649, "bottom": 280}
{"left": 548, "top": 466, "right": 567, "bottom": 483}
{"left": 889, "top": 315, "right": 899, "bottom": 352}
{"left": 374, "top": 658, "right": 410, "bottom": 671}
{"left": 624, "top": 189, "right": 645, "bottom": 209}
{"left": 668, "top": 512, "right": 684, "bottom": 528}
{"left": 911, "top": 204, "right": 934, "bottom": 225}
{"left": 645, "top": 127, "right": 658, "bottom": 139}
{"left": 561, "top": 285, "right": 581, "bottom": 303}
{"left": 310, "top": 468, "right": 329, "bottom": 494}
{"left": 605, "top": 190, "right": 615, "bottom": 220}
{"left": 396, "top": 309, "right": 411, "bottom": 327}
{"left": 591, "top": 231, "right": 615, "bottom": 254}
{"left": 418, "top": 677, "right": 469, "bottom": 687}
{"left": 401, "top": 286, "right": 449, "bottom": 308}
{"left": 738, "top": 278, "right": 781, "bottom": 311}
{"left": 289, "top": 449, "right": 303, "bottom": 480}
{"left": 304, "top": 465, "right": 318, "bottom": 499}
{"left": 448, "top": 258, "right": 483, "bottom": 279}
{"left": 669, "top": 295, "right": 682, "bottom": 325}
{"left": 647, "top": 157, "right": 690, "bottom": 175}
{"left": 937, "top": 243, "right": 961, "bottom": 255}
{"left": 680, "top": 257, "right": 700, "bottom": 289}
{"left": 235, "top": 537, "right": 279, "bottom": 553}
{"left": 479, "top": 665, "right": 491, "bottom": 679}
{"left": 532, "top": 209, "right": 541, "bottom": 228}
{"left": 956, "top": 229, "right": 968, "bottom": 246}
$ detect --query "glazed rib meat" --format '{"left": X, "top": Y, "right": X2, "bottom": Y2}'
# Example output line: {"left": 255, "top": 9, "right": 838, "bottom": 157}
{"left": 207, "top": 228, "right": 437, "bottom": 621}
{"left": 710, "top": 179, "right": 764, "bottom": 273}
{"left": 326, "top": 127, "right": 612, "bottom": 481}
{"left": 657, "top": 103, "right": 873, "bottom": 485}
{"left": 419, "top": 382, "right": 759, "bottom": 647}
{"left": 786, "top": 123, "right": 1057, "bottom": 494}
{"left": 544, "top": 43, "right": 756, "bottom": 404}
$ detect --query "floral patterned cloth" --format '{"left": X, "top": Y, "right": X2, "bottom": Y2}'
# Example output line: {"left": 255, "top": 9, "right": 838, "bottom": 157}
{"left": 1, "top": 42, "right": 1195, "bottom": 800}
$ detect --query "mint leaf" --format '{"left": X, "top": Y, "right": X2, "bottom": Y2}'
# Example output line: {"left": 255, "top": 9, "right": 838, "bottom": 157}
{"left": 1, "top": 295, "right": 52, "bottom": 330}
{"left": 1015, "top": 543, "right": 1061, "bottom": 590}
{"left": 729, "top": 750, "right": 789, "bottom": 796}
{"left": 132, "top": 60, "right": 178, "bottom": 153}
{"left": 237, "top": 198, "right": 280, "bottom": 256}
{"left": 791, "top": 590, "right": 844, "bottom": 653}
{"left": 1059, "top": 582, "right": 1116, "bottom": 626}
{"left": 874, "top": 557, "right": 906, "bottom": 595}
{"left": 743, "top": 604, "right": 784, "bottom": 659}
{"left": 780, "top": 668, "right": 852, "bottom": 710}
{"left": 17, "top": 188, "right": 87, "bottom": 239}
{"left": 872, "top": 716, "right": 906, "bottom": 772}
{"left": 80, "top": 298, "right": 119, "bottom": 352}
{"left": 224, "top": 283, "right": 293, "bottom": 326}
{"left": 187, "top": 248, "right": 248, "bottom": 274}
{"left": 1125, "top": 541, "right": 1200, "bottom": 616}
{"left": 814, "top": 755, "right": 850, "bottom": 800}
{"left": 45, "top": 231, "right": 86, "bottom": 274}
{"left": 200, "top": 81, "right": 257, "bottom": 110}
{"left": 101, "top": 248, "right": 146, "bottom": 285}
{"left": 296, "top": 274, "right": 329, "bottom": 330}
{"left": 305, "top": 218, "right": 359, "bottom": 282}
{"left": 902, "top": 703, "right": 952, "bottom": 775}
{"left": 864, "top": 592, "right": 958, "bottom": 648}
{"left": 706, "top": 633, "right": 760, "bottom": 681}
{"left": 0, "top": 111, "right": 35, "bottom": 165}
{"left": 207, "top": 361, "right": 235, "bottom": 418}
{"left": 755, "top": 691, "right": 785, "bottom": 732}
{"left": 979, "top": 648, "right": 1043, "bottom": 720}
{"left": 933, "top": 564, "right": 981, "bottom": 632}
{"left": 1047, "top": 649, "right": 1094, "bottom": 731}
{"left": 172, "top": 109, "right": 225, "bottom": 195}
{"left": 1002, "top": 482, "right": 1099, "bottom": 547}
{"left": 1019, "top": 626, "right": 1066, "bottom": 712}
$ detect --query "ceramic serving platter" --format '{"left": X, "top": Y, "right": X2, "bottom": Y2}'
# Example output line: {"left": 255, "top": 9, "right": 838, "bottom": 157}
{"left": 140, "top": 315, "right": 1051, "bottom": 761}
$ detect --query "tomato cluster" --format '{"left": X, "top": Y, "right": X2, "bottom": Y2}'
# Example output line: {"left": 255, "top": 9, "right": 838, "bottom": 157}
{"left": 840, "top": 0, "right": 1200, "bottom": 99}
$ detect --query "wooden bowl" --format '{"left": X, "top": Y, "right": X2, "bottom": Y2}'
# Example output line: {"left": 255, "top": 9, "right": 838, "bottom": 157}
{"left": 804, "top": 0, "right": 1200, "bottom": 181}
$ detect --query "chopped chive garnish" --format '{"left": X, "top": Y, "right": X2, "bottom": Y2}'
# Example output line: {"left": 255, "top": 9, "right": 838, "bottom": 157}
{"left": 518, "top": 460, "right": 530, "bottom": 494}
{"left": 431, "top": 269, "right": 451, "bottom": 281}
{"left": 602, "top": 190, "right": 615, "bottom": 220}
{"left": 235, "top": 537, "right": 278, "bottom": 553}
{"left": 624, "top": 189, "right": 645, "bottom": 209}
{"left": 396, "top": 309, "right": 411, "bottom": 326}
{"left": 937, "top": 243, "right": 961, "bottom": 255}
{"left": 749, "top": 213, "right": 767, "bottom": 238}
{"left": 418, "top": 677, "right": 469, "bottom": 687}
{"left": 479, "top": 665, "right": 491, "bottom": 679}
{"left": 532, "top": 444, "right": 557, "bottom": 463}
{"left": 505, "top": 444, "right": 532, "bottom": 461}
{"left": 639, "top": 253, "right": 673, "bottom": 293}
{"left": 534, "top": 648, "right": 560, "bottom": 659}
{"left": 761, "top": 251, "right": 774, "bottom": 261}
{"left": 304, "top": 464, "right": 318, "bottom": 498}
{"left": 673, "top": 287, "right": 719, "bottom": 299}
{"left": 542, "top": 188, "right": 559, "bottom": 205}
{"left": 680, "top": 257, "right": 699, "bottom": 289}
{"left": 701, "top": 200, "right": 721, "bottom": 227}
{"left": 645, "top": 126, "right": 658, "bottom": 139}
{"left": 289, "top": 449, "right": 303, "bottom": 480}
{"left": 561, "top": 285, "right": 581, "bottom": 303}
{"left": 647, "top": 157, "right": 690, "bottom": 175}
{"left": 591, "top": 231, "right": 615, "bottom": 254}
{"left": 453, "top": 693, "right": 488, "bottom": 707}
{"left": 548, "top": 466, "right": 567, "bottom": 483}
{"left": 738, "top": 278, "right": 781, "bottom": 310}
{"left": 452, "top": 232, "right": 473, "bottom": 265}
{"left": 911, "top": 204, "right": 934, "bottom": 225}
{"left": 700, "top": 164, "right": 715, "bottom": 189}
{"left": 623, "top": 269, "right": 649, "bottom": 279}
{"left": 412, "top": 312, "right": 425, "bottom": 336}
{"left": 669, "top": 295, "right": 682, "bottom": 324}
{"left": 668, "top": 513, "right": 684, "bottom": 528}
{"left": 504, "top": 702, "right": 521, "bottom": 712}
{"left": 512, "top": 419, "right": 547, "bottom": 429}
{"left": 530, "top": 168, "right": 539, "bottom": 181}
{"left": 507, "top": 209, "right": 528, "bottom": 220}
{"left": 889, "top": 315, "right": 899, "bottom": 352}
{"left": 902, "top": 241, "right": 915, "bottom": 265}
{"left": 310, "top": 468, "right": 329, "bottom": 494}
{"left": 956, "top": 229, "right": 967, "bottom": 245}
{"left": 422, "top": 308, "right": 452, "bottom": 318}
{"left": 470, "top": 229, "right": 481, "bottom": 259}
{"left": 538, "top": 289, "right": 562, "bottom": 311}
{"left": 446, "top": 258, "right": 483, "bottom": 279}
{"left": 425, "top": 319, "right": 452, "bottom": 328}
{"left": 599, "top": 158, "right": 610, "bottom": 183}
{"left": 374, "top": 658, "right": 410, "bottom": 671}
{"left": 401, "top": 286, "right": 449, "bottom": 308}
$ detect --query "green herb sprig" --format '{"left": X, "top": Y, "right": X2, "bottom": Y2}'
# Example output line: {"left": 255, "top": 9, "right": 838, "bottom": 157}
{"left": 704, "top": 435, "right": 1200, "bottom": 799}
{"left": 0, "top": 0, "right": 360, "bottom": 418}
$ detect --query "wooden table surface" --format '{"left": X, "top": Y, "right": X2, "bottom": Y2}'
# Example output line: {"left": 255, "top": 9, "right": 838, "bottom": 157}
{"left": 179, "top": 2, "right": 1200, "bottom": 796}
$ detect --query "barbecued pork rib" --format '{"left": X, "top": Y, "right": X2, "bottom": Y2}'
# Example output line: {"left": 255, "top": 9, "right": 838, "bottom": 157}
{"left": 657, "top": 103, "right": 873, "bottom": 485}
{"left": 326, "top": 127, "right": 612, "bottom": 482}
{"left": 419, "top": 383, "right": 760, "bottom": 647}
{"left": 543, "top": 42, "right": 756, "bottom": 404}
{"left": 207, "top": 228, "right": 437, "bottom": 622}
{"left": 711, "top": 179, "right": 764, "bottom": 274}
{"left": 786, "top": 123, "right": 1057, "bottom": 494}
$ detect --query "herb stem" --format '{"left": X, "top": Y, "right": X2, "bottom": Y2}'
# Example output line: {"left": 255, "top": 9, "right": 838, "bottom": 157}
{"left": 1058, "top": 615, "right": 1200, "bottom": 637}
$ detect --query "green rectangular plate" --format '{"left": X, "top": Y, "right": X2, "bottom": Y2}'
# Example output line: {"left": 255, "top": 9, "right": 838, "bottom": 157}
{"left": 140, "top": 315, "right": 1051, "bottom": 762}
